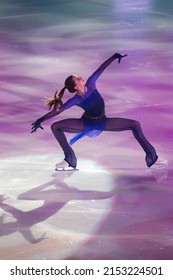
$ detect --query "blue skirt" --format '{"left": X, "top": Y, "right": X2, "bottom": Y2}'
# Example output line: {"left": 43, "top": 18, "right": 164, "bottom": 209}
{"left": 69, "top": 115, "right": 107, "bottom": 145}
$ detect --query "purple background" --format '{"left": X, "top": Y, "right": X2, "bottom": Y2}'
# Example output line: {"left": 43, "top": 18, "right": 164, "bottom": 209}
{"left": 0, "top": 0, "right": 173, "bottom": 260}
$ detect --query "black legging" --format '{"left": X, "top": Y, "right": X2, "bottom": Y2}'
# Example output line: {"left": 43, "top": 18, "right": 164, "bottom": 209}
{"left": 51, "top": 117, "right": 155, "bottom": 168}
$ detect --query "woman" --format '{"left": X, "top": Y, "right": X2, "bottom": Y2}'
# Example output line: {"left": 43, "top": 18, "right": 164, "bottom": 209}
{"left": 31, "top": 53, "right": 158, "bottom": 170}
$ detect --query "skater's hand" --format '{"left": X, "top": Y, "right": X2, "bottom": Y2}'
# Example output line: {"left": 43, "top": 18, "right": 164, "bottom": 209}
{"left": 31, "top": 119, "right": 44, "bottom": 133}
{"left": 114, "top": 53, "right": 127, "bottom": 63}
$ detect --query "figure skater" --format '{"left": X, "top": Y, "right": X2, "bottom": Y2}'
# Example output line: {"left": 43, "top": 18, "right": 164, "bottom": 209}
{"left": 31, "top": 53, "right": 158, "bottom": 170}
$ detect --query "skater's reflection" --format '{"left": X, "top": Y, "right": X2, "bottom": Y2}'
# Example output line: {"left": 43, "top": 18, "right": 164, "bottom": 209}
{"left": 0, "top": 171, "right": 115, "bottom": 243}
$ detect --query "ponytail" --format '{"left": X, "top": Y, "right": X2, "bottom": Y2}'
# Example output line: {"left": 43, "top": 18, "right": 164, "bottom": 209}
{"left": 44, "top": 75, "right": 76, "bottom": 111}
{"left": 45, "top": 87, "right": 66, "bottom": 111}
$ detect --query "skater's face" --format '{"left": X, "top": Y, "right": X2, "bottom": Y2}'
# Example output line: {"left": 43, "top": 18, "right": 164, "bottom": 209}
{"left": 71, "top": 75, "right": 86, "bottom": 92}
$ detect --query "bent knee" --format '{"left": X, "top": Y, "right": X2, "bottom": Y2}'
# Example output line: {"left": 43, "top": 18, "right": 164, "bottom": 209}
{"left": 133, "top": 120, "right": 141, "bottom": 128}
{"left": 51, "top": 122, "right": 61, "bottom": 132}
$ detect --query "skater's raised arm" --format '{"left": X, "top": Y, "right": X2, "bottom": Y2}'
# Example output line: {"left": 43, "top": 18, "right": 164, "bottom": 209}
{"left": 87, "top": 53, "right": 127, "bottom": 84}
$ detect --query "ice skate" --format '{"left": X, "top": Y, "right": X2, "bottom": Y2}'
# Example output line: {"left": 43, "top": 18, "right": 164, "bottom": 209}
{"left": 147, "top": 157, "right": 168, "bottom": 170}
{"left": 55, "top": 160, "right": 77, "bottom": 171}
{"left": 145, "top": 148, "right": 158, "bottom": 168}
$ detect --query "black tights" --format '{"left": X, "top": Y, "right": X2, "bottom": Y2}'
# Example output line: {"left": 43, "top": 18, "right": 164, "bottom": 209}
{"left": 51, "top": 117, "right": 154, "bottom": 168}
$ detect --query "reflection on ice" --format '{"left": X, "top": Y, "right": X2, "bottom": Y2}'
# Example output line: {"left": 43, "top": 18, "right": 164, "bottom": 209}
{"left": 0, "top": 155, "right": 115, "bottom": 259}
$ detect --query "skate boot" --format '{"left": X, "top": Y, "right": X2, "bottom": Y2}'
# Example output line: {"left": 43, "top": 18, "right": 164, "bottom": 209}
{"left": 55, "top": 160, "right": 75, "bottom": 171}
{"left": 145, "top": 148, "right": 158, "bottom": 167}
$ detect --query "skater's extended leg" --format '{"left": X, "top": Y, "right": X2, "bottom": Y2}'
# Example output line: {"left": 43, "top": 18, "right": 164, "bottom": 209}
{"left": 104, "top": 117, "right": 158, "bottom": 167}
{"left": 51, "top": 118, "right": 84, "bottom": 168}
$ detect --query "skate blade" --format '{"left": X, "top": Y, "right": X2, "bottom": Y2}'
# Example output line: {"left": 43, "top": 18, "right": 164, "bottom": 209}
{"left": 149, "top": 158, "right": 168, "bottom": 169}
{"left": 55, "top": 167, "right": 79, "bottom": 172}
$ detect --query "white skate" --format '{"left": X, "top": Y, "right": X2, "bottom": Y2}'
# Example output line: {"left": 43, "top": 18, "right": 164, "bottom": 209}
{"left": 55, "top": 160, "right": 77, "bottom": 171}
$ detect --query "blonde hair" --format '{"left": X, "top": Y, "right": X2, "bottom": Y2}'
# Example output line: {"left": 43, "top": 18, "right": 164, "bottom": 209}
{"left": 45, "top": 87, "right": 65, "bottom": 111}
{"left": 45, "top": 75, "right": 76, "bottom": 111}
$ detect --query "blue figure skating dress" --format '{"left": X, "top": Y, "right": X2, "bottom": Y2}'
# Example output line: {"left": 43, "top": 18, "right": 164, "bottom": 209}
{"left": 58, "top": 57, "right": 114, "bottom": 144}
{"left": 70, "top": 88, "right": 106, "bottom": 144}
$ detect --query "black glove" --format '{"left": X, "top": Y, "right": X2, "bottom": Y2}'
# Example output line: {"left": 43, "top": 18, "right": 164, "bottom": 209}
{"left": 114, "top": 53, "right": 127, "bottom": 63}
{"left": 31, "top": 119, "right": 44, "bottom": 133}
